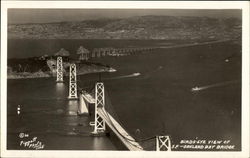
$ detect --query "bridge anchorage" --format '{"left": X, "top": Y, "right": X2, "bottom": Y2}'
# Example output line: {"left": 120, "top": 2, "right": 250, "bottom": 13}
{"left": 156, "top": 135, "right": 171, "bottom": 151}
{"left": 56, "top": 56, "right": 63, "bottom": 83}
{"left": 68, "top": 63, "right": 78, "bottom": 99}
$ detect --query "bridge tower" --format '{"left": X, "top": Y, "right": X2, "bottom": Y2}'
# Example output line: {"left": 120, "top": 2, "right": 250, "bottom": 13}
{"left": 68, "top": 63, "right": 78, "bottom": 99}
{"left": 156, "top": 136, "right": 171, "bottom": 151}
{"left": 56, "top": 56, "right": 63, "bottom": 82}
{"left": 92, "top": 82, "right": 106, "bottom": 134}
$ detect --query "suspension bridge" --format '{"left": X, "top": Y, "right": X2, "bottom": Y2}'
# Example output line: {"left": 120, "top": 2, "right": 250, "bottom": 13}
{"left": 56, "top": 56, "right": 172, "bottom": 151}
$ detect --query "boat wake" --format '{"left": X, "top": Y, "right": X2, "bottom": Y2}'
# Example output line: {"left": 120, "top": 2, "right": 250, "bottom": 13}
{"left": 107, "top": 72, "right": 141, "bottom": 80}
{"left": 191, "top": 80, "right": 239, "bottom": 92}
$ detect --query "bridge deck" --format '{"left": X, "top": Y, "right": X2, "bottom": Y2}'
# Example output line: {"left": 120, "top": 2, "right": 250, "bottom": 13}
{"left": 81, "top": 92, "right": 95, "bottom": 104}
{"left": 97, "top": 108, "right": 143, "bottom": 151}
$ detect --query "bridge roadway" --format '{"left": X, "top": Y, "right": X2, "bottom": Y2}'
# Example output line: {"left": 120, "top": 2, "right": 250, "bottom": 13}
{"left": 97, "top": 107, "right": 143, "bottom": 151}
{"left": 81, "top": 92, "right": 95, "bottom": 104}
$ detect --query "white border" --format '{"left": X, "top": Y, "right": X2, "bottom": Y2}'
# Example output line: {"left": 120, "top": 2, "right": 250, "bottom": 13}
{"left": 1, "top": 1, "right": 249, "bottom": 158}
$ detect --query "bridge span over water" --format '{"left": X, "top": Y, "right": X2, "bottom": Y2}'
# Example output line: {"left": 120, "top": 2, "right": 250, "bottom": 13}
{"left": 56, "top": 56, "right": 172, "bottom": 151}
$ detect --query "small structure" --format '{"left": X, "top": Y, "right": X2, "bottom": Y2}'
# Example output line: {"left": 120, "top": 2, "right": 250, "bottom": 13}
{"left": 156, "top": 135, "right": 171, "bottom": 151}
{"left": 77, "top": 46, "right": 90, "bottom": 61}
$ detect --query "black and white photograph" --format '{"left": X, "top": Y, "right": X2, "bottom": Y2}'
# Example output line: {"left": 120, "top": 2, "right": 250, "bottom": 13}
{"left": 1, "top": 1, "right": 249, "bottom": 158}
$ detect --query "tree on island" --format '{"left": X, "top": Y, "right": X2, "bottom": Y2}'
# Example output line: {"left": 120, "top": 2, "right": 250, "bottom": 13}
{"left": 77, "top": 46, "right": 90, "bottom": 61}
{"left": 54, "top": 48, "right": 70, "bottom": 61}
{"left": 55, "top": 48, "right": 70, "bottom": 57}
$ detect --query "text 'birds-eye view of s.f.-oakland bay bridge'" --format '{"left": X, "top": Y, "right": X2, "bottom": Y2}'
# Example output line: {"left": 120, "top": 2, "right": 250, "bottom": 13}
{"left": 7, "top": 9, "right": 242, "bottom": 151}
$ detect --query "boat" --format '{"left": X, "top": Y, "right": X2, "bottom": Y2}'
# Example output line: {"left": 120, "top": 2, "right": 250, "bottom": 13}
{"left": 132, "top": 72, "right": 140, "bottom": 76}
{"left": 108, "top": 68, "right": 117, "bottom": 72}
{"left": 191, "top": 86, "right": 201, "bottom": 92}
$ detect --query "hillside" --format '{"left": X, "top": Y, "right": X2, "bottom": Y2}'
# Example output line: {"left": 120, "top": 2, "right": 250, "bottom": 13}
{"left": 8, "top": 15, "right": 241, "bottom": 40}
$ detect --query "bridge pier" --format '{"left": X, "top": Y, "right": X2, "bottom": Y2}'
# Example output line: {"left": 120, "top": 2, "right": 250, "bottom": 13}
{"left": 56, "top": 56, "right": 63, "bottom": 82}
{"left": 68, "top": 63, "right": 78, "bottom": 99}
{"left": 156, "top": 136, "right": 171, "bottom": 151}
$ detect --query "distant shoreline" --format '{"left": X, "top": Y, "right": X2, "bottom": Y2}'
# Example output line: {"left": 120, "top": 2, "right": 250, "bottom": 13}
{"left": 8, "top": 15, "right": 241, "bottom": 41}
